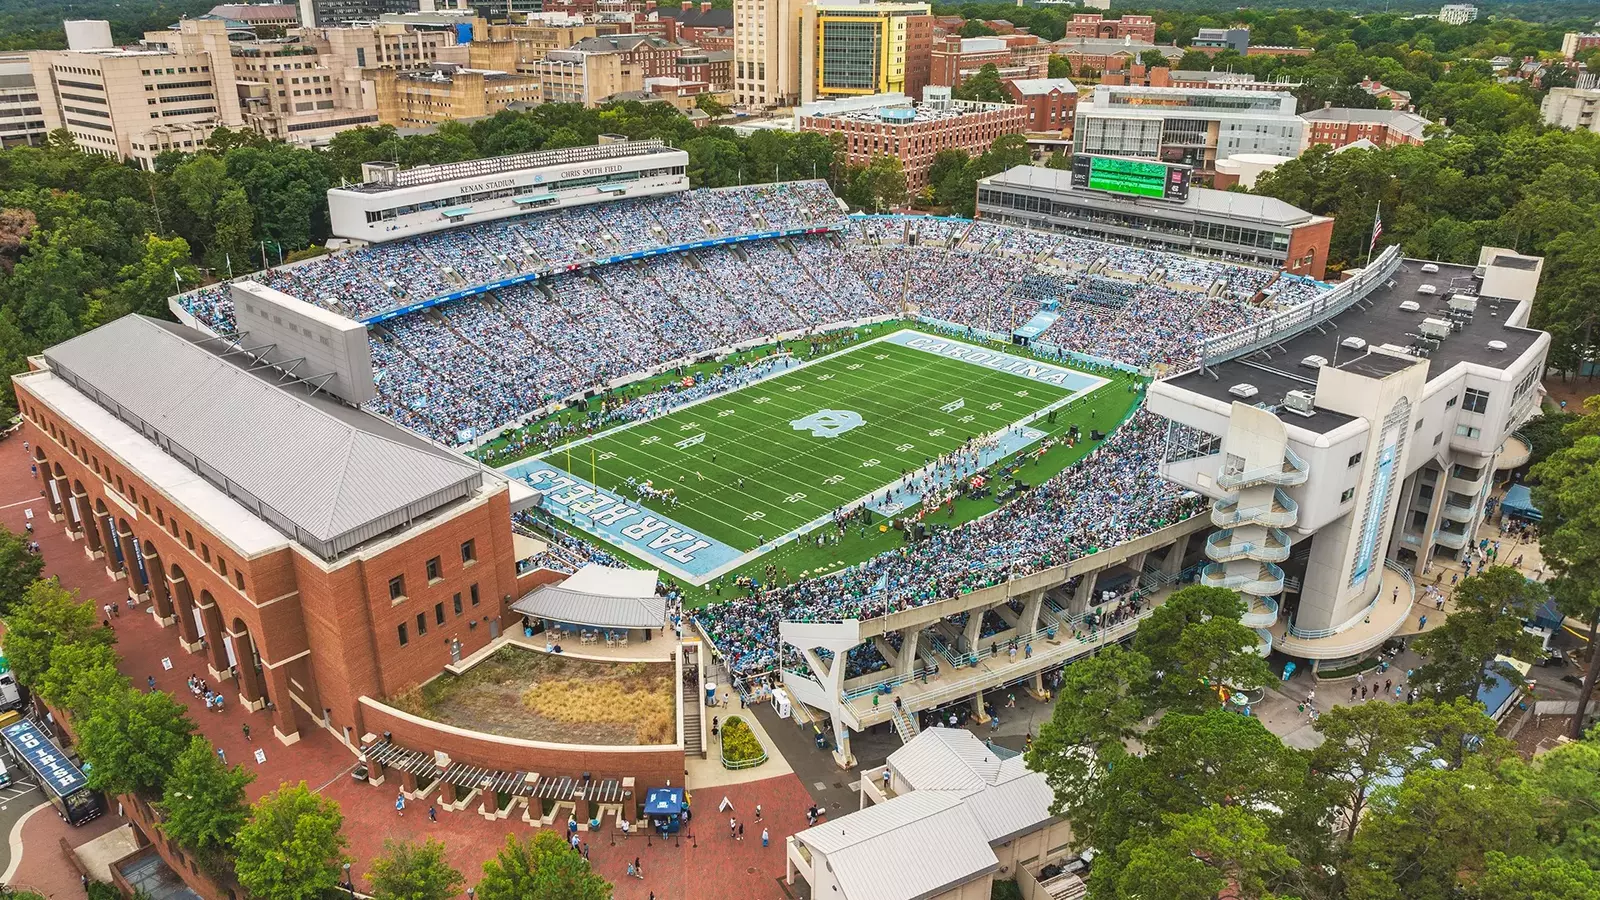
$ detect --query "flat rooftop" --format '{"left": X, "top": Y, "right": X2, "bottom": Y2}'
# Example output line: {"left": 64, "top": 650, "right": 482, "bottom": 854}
{"left": 1164, "top": 259, "right": 1544, "bottom": 433}
{"left": 339, "top": 140, "right": 674, "bottom": 193}
{"left": 807, "top": 101, "right": 1018, "bottom": 125}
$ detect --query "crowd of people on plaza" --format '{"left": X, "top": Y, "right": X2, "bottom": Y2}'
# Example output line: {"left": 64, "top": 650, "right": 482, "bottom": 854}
{"left": 693, "top": 409, "right": 1206, "bottom": 677}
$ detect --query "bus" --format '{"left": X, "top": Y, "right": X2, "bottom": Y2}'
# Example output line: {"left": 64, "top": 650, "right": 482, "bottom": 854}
{"left": 1, "top": 719, "right": 105, "bottom": 825}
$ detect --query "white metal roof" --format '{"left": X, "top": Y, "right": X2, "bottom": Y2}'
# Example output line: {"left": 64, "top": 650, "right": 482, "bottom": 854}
{"left": 795, "top": 792, "right": 998, "bottom": 900}
{"left": 42, "top": 316, "right": 484, "bottom": 558}
{"left": 889, "top": 726, "right": 1010, "bottom": 791}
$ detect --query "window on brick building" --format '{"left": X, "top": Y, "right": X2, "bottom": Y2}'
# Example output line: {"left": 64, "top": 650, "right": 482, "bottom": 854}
{"left": 460, "top": 539, "right": 476, "bottom": 564}
{"left": 435, "top": 603, "right": 445, "bottom": 626}
{"left": 397, "top": 622, "right": 408, "bottom": 646}
{"left": 470, "top": 583, "right": 480, "bottom": 606}
{"left": 453, "top": 592, "right": 463, "bottom": 615}
{"left": 389, "top": 575, "right": 406, "bottom": 601}
{"left": 235, "top": 571, "right": 245, "bottom": 592}
{"left": 185, "top": 530, "right": 194, "bottom": 550}
{"left": 426, "top": 556, "right": 442, "bottom": 582}
{"left": 416, "top": 612, "right": 427, "bottom": 636}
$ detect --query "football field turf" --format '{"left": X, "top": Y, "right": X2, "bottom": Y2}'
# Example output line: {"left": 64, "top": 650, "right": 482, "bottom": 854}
{"left": 505, "top": 329, "right": 1110, "bottom": 583}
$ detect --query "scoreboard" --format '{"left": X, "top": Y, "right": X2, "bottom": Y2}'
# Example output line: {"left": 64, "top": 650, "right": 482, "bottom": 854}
{"left": 1071, "top": 154, "right": 1192, "bottom": 203}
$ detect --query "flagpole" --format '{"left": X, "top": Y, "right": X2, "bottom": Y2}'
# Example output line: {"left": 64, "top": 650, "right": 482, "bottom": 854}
{"left": 1366, "top": 201, "right": 1381, "bottom": 267}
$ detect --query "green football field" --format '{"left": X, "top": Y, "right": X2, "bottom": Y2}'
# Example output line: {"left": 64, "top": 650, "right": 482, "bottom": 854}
{"left": 519, "top": 331, "right": 1105, "bottom": 570}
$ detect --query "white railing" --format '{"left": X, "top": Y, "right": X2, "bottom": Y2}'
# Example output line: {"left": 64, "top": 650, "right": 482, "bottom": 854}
{"left": 1240, "top": 596, "right": 1280, "bottom": 628}
{"left": 1215, "top": 447, "right": 1310, "bottom": 490}
{"left": 1211, "top": 488, "right": 1298, "bottom": 528}
{"left": 1201, "top": 246, "right": 1403, "bottom": 365}
{"left": 1287, "top": 560, "right": 1413, "bottom": 643}
{"left": 1201, "top": 562, "right": 1286, "bottom": 596}
{"left": 1206, "top": 528, "right": 1291, "bottom": 563}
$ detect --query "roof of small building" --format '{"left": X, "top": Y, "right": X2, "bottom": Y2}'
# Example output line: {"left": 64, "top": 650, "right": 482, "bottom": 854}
{"left": 1301, "top": 107, "right": 1431, "bottom": 140}
{"left": 1007, "top": 77, "right": 1077, "bottom": 96}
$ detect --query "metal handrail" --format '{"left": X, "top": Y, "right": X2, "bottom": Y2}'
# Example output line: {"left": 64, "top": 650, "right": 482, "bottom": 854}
{"left": 1240, "top": 596, "right": 1281, "bottom": 628}
{"left": 1212, "top": 488, "right": 1298, "bottom": 528}
{"left": 1215, "top": 448, "right": 1310, "bottom": 490}
{"left": 1200, "top": 562, "right": 1286, "bottom": 595}
{"left": 1206, "top": 528, "right": 1291, "bottom": 563}
{"left": 1288, "top": 559, "right": 1412, "bottom": 641}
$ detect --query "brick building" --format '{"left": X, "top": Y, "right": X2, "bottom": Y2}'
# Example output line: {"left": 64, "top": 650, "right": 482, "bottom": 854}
{"left": 1063, "top": 13, "right": 1156, "bottom": 43}
{"left": 929, "top": 33, "right": 1050, "bottom": 87}
{"left": 798, "top": 92, "right": 1027, "bottom": 190}
{"left": 1562, "top": 32, "right": 1600, "bottom": 59}
{"left": 1048, "top": 36, "right": 1181, "bottom": 76}
{"left": 15, "top": 314, "right": 532, "bottom": 748}
{"left": 1301, "top": 107, "right": 1430, "bottom": 149}
{"left": 1004, "top": 76, "right": 1076, "bottom": 137}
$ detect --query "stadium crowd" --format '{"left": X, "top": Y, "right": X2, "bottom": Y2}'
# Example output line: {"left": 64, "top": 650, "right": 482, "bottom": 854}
{"left": 693, "top": 409, "right": 1205, "bottom": 676}
{"left": 178, "top": 188, "right": 1330, "bottom": 446}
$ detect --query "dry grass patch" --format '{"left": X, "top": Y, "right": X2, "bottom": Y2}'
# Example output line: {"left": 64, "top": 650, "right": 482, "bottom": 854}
{"left": 388, "top": 648, "right": 675, "bottom": 745}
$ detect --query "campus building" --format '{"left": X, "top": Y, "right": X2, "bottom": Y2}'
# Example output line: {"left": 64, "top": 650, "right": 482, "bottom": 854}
{"left": 1438, "top": 4, "right": 1478, "bottom": 25}
{"left": 799, "top": 1, "right": 933, "bottom": 104}
{"left": 1063, "top": 13, "right": 1155, "bottom": 43}
{"left": 1561, "top": 32, "right": 1600, "bottom": 60}
{"left": 732, "top": 0, "right": 803, "bottom": 106}
{"left": 0, "top": 53, "right": 57, "bottom": 147}
{"left": 928, "top": 34, "right": 1050, "bottom": 88}
{"left": 787, "top": 727, "right": 1078, "bottom": 900}
{"left": 1148, "top": 247, "right": 1547, "bottom": 665}
{"left": 1073, "top": 83, "right": 1305, "bottom": 175}
{"left": 1301, "top": 107, "right": 1430, "bottom": 149}
{"left": 1004, "top": 77, "right": 1077, "bottom": 138}
{"left": 1540, "top": 86, "right": 1600, "bottom": 134}
{"left": 797, "top": 90, "right": 1028, "bottom": 190}
{"left": 371, "top": 65, "right": 538, "bottom": 126}
{"left": 1048, "top": 36, "right": 1181, "bottom": 76}
{"left": 975, "top": 163, "right": 1334, "bottom": 278}
{"left": 14, "top": 313, "right": 528, "bottom": 748}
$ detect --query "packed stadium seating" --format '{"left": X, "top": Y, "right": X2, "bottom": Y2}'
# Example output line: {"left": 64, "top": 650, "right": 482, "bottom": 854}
{"left": 693, "top": 409, "right": 1205, "bottom": 676}
{"left": 178, "top": 188, "right": 1330, "bottom": 446}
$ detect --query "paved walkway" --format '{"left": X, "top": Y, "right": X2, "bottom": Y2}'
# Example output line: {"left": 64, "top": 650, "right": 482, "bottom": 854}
{"left": 0, "top": 445, "right": 815, "bottom": 898}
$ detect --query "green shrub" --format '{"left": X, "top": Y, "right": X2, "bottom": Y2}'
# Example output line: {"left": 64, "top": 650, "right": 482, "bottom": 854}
{"left": 721, "top": 716, "right": 765, "bottom": 765}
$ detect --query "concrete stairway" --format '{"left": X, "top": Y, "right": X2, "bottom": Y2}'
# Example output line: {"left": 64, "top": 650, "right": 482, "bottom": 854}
{"left": 682, "top": 679, "right": 703, "bottom": 757}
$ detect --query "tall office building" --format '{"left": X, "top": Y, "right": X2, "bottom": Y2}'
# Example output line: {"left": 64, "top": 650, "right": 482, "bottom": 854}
{"left": 733, "top": 0, "right": 802, "bottom": 106}
{"left": 799, "top": 1, "right": 931, "bottom": 104}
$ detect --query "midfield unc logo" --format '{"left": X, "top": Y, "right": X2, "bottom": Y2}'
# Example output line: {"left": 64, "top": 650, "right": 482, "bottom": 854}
{"left": 790, "top": 409, "right": 865, "bottom": 438}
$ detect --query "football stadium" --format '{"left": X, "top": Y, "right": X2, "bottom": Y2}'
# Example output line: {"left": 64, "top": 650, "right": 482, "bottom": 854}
{"left": 123, "top": 137, "right": 1544, "bottom": 775}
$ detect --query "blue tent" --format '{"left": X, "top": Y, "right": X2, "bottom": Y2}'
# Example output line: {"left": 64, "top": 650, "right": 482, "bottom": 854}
{"left": 1500, "top": 484, "right": 1541, "bottom": 521}
{"left": 644, "top": 787, "right": 685, "bottom": 834}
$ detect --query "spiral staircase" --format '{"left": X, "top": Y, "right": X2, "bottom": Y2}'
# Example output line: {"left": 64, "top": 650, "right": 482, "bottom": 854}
{"left": 1203, "top": 448, "right": 1308, "bottom": 655}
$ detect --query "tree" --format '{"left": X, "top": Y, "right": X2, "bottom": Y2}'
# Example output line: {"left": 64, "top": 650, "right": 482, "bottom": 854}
{"left": 954, "top": 63, "right": 1006, "bottom": 103}
{"left": 1345, "top": 759, "right": 1540, "bottom": 900}
{"left": 111, "top": 234, "right": 200, "bottom": 320}
{"left": 232, "top": 783, "right": 349, "bottom": 900}
{"left": 843, "top": 156, "right": 907, "bottom": 213}
{"left": 695, "top": 93, "right": 730, "bottom": 119}
{"left": 1112, "top": 806, "right": 1299, "bottom": 900}
{"left": 1411, "top": 566, "right": 1544, "bottom": 701}
{"left": 1, "top": 578, "right": 111, "bottom": 688}
{"left": 1028, "top": 644, "right": 1150, "bottom": 830}
{"left": 1140, "top": 49, "right": 1172, "bottom": 69}
{"left": 368, "top": 838, "right": 465, "bottom": 900}
{"left": 1529, "top": 401, "right": 1600, "bottom": 738}
{"left": 0, "top": 523, "right": 42, "bottom": 615}
{"left": 160, "top": 736, "right": 254, "bottom": 867}
{"left": 1177, "top": 50, "right": 1214, "bottom": 70}
{"left": 1132, "top": 584, "right": 1270, "bottom": 711}
{"left": 33, "top": 640, "right": 119, "bottom": 711}
{"left": 959, "top": 19, "right": 997, "bottom": 38}
{"left": 61, "top": 661, "right": 132, "bottom": 722}
{"left": 76, "top": 684, "right": 194, "bottom": 799}
{"left": 1047, "top": 55, "right": 1071, "bottom": 79}
{"left": 1479, "top": 852, "right": 1600, "bottom": 900}
{"left": 476, "top": 832, "right": 610, "bottom": 900}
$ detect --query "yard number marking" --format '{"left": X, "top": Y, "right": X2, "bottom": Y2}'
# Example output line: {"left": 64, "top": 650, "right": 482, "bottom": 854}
{"left": 753, "top": 396, "right": 772, "bottom": 404}
{"left": 895, "top": 443, "right": 915, "bottom": 453}
{"left": 861, "top": 458, "right": 881, "bottom": 469}
{"left": 785, "top": 493, "right": 808, "bottom": 504}
{"left": 717, "top": 409, "right": 736, "bottom": 418}
{"left": 641, "top": 435, "right": 661, "bottom": 445}
{"left": 744, "top": 511, "right": 767, "bottom": 521}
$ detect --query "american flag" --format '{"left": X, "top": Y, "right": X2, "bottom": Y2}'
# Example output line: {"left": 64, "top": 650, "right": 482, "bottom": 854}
{"left": 1370, "top": 203, "right": 1383, "bottom": 252}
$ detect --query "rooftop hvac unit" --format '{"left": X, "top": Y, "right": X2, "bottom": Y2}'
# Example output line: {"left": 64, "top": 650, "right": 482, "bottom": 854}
{"left": 1398, "top": 300, "right": 1422, "bottom": 312}
{"left": 1229, "top": 383, "right": 1260, "bottom": 399}
{"left": 1417, "top": 284, "right": 1438, "bottom": 295}
{"left": 1301, "top": 354, "right": 1329, "bottom": 369}
{"left": 1283, "top": 390, "right": 1316, "bottom": 416}
{"left": 1341, "top": 337, "right": 1367, "bottom": 351}
{"left": 1420, "top": 317, "right": 1452, "bottom": 339}
{"left": 1487, "top": 340, "right": 1508, "bottom": 352}
{"left": 1448, "top": 294, "right": 1479, "bottom": 312}
{"left": 1421, "top": 263, "right": 1440, "bottom": 273}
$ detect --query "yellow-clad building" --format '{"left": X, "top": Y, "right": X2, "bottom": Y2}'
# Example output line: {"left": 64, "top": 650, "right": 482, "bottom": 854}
{"left": 799, "top": 1, "right": 932, "bottom": 104}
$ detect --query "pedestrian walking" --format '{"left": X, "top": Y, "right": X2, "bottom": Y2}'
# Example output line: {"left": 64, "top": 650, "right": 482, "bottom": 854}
{"left": 1384, "top": 679, "right": 1392, "bottom": 696}
{"left": 730, "top": 816, "right": 736, "bottom": 839}
{"left": 755, "top": 804, "right": 762, "bottom": 822}
{"left": 633, "top": 857, "right": 643, "bottom": 879}
{"left": 147, "top": 675, "right": 157, "bottom": 691}
{"left": 428, "top": 805, "right": 437, "bottom": 822}
{"left": 242, "top": 723, "right": 251, "bottom": 742}
{"left": 738, "top": 822, "right": 745, "bottom": 841}
{"left": 1351, "top": 684, "right": 1358, "bottom": 701}
{"left": 762, "top": 828, "right": 769, "bottom": 848}
{"left": 396, "top": 793, "right": 406, "bottom": 817}
{"left": 1361, "top": 685, "right": 1368, "bottom": 699}
{"left": 217, "top": 748, "right": 227, "bottom": 765}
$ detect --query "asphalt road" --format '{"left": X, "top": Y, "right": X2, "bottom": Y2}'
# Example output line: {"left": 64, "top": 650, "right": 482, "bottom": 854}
{"left": 0, "top": 774, "right": 46, "bottom": 879}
